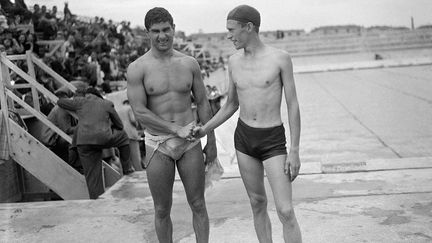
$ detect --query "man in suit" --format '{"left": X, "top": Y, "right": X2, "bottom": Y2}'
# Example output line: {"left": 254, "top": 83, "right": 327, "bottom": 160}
{"left": 57, "top": 87, "right": 134, "bottom": 199}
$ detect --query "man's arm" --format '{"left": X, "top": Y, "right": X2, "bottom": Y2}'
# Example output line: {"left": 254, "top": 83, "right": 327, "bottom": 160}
{"left": 196, "top": 58, "right": 239, "bottom": 136}
{"left": 107, "top": 101, "right": 124, "bottom": 130}
{"left": 126, "top": 61, "right": 182, "bottom": 135}
{"left": 57, "top": 97, "right": 83, "bottom": 111}
{"left": 128, "top": 107, "right": 138, "bottom": 128}
{"left": 280, "top": 52, "right": 301, "bottom": 181}
{"left": 190, "top": 58, "right": 217, "bottom": 163}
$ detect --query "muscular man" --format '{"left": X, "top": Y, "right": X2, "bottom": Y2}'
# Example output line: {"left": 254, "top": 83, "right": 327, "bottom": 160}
{"left": 193, "top": 5, "right": 302, "bottom": 243}
{"left": 126, "top": 7, "right": 217, "bottom": 243}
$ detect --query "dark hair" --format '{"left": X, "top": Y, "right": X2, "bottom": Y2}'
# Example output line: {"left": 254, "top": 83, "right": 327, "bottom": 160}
{"left": 85, "top": 87, "right": 103, "bottom": 99}
{"left": 144, "top": 7, "right": 174, "bottom": 30}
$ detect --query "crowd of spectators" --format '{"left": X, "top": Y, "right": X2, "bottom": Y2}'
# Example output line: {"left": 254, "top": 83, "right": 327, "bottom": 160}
{"left": 1, "top": 0, "right": 228, "bottom": 101}
{"left": 0, "top": 0, "right": 150, "bottom": 99}
{"left": 0, "top": 1, "right": 226, "bottom": 200}
{"left": 0, "top": 1, "right": 151, "bottom": 183}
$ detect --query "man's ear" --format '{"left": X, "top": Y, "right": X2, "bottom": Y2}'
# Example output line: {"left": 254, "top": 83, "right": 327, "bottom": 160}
{"left": 172, "top": 24, "right": 176, "bottom": 31}
{"left": 246, "top": 22, "right": 254, "bottom": 32}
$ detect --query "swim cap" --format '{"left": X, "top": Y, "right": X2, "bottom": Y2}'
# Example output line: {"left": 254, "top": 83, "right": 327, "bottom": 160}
{"left": 227, "top": 5, "right": 260, "bottom": 27}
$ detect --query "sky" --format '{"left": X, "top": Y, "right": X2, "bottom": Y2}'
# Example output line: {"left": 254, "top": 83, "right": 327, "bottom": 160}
{"left": 24, "top": 0, "right": 432, "bottom": 35}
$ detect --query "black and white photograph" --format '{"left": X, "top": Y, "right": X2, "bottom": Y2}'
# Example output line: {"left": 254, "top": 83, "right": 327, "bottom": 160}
{"left": 1, "top": 0, "right": 431, "bottom": 242}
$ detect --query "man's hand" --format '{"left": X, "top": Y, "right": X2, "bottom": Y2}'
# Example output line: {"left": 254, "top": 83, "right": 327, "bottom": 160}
{"left": 203, "top": 143, "right": 217, "bottom": 165}
{"left": 284, "top": 150, "right": 300, "bottom": 181}
{"left": 176, "top": 123, "right": 196, "bottom": 141}
{"left": 192, "top": 125, "right": 207, "bottom": 139}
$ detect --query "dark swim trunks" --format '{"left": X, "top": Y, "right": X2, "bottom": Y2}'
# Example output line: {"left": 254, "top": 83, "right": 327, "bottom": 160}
{"left": 234, "top": 118, "right": 287, "bottom": 161}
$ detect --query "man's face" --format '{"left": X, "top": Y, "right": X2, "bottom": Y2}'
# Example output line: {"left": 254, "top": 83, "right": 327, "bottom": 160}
{"left": 148, "top": 21, "right": 175, "bottom": 51}
{"left": 18, "top": 34, "right": 26, "bottom": 43}
{"left": 226, "top": 20, "right": 247, "bottom": 50}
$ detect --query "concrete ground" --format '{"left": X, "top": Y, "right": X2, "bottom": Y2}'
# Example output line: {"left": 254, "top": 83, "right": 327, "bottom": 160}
{"left": 1, "top": 160, "right": 431, "bottom": 243}
{"left": 1, "top": 60, "right": 432, "bottom": 242}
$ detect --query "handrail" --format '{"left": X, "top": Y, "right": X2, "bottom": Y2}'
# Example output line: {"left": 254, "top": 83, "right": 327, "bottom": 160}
{"left": 11, "top": 83, "right": 32, "bottom": 89}
{"left": 0, "top": 63, "right": 10, "bottom": 159}
{"left": 31, "top": 54, "right": 76, "bottom": 92}
{"left": 36, "top": 40, "right": 65, "bottom": 46}
{"left": 5, "top": 55, "right": 27, "bottom": 61}
{"left": 1, "top": 54, "right": 59, "bottom": 103}
{"left": 6, "top": 89, "right": 72, "bottom": 144}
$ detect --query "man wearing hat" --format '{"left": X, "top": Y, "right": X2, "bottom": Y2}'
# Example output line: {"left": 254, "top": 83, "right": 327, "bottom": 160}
{"left": 193, "top": 5, "right": 302, "bottom": 242}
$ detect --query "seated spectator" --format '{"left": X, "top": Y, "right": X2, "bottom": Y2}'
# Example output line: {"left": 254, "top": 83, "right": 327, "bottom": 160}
{"left": 109, "top": 49, "right": 121, "bottom": 81}
{"left": 61, "top": 33, "right": 76, "bottom": 59}
{"left": 15, "top": 32, "right": 26, "bottom": 54}
{"left": 0, "top": 14, "right": 8, "bottom": 30}
{"left": 2, "top": 37, "right": 20, "bottom": 55}
{"left": 24, "top": 32, "right": 37, "bottom": 53}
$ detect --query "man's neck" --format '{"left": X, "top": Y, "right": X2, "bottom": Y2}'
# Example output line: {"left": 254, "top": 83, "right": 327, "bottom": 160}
{"left": 151, "top": 48, "right": 174, "bottom": 59}
{"left": 243, "top": 36, "right": 265, "bottom": 57}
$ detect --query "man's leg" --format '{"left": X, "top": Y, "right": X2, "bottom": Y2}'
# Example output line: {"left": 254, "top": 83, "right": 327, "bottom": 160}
{"left": 77, "top": 145, "right": 104, "bottom": 199}
{"left": 129, "top": 139, "right": 143, "bottom": 171}
{"left": 118, "top": 144, "right": 134, "bottom": 174}
{"left": 145, "top": 147, "right": 176, "bottom": 243}
{"left": 237, "top": 150, "right": 272, "bottom": 243}
{"left": 107, "top": 129, "right": 134, "bottom": 174}
{"left": 177, "top": 144, "right": 209, "bottom": 243}
{"left": 263, "top": 155, "right": 302, "bottom": 243}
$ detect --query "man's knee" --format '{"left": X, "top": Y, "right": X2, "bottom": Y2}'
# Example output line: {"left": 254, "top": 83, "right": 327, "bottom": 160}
{"left": 277, "top": 205, "right": 296, "bottom": 225}
{"left": 249, "top": 194, "right": 267, "bottom": 212}
{"left": 189, "top": 197, "right": 207, "bottom": 213}
{"left": 154, "top": 204, "right": 171, "bottom": 219}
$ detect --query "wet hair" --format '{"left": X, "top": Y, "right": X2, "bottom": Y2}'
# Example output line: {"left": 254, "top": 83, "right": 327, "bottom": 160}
{"left": 144, "top": 7, "right": 174, "bottom": 30}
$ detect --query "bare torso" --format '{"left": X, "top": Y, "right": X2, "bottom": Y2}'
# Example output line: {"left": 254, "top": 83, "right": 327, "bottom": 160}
{"left": 230, "top": 46, "right": 285, "bottom": 127}
{"left": 134, "top": 51, "right": 196, "bottom": 133}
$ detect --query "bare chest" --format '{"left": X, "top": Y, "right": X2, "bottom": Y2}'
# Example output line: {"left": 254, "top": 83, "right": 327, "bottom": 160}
{"left": 232, "top": 63, "right": 281, "bottom": 91}
{"left": 144, "top": 62, "right": 193, "bottom": 95}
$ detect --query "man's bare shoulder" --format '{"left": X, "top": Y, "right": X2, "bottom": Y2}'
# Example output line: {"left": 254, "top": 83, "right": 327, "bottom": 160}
{"left": 127, "top": 53, "right": 152, "bottom": 84}
{"left": 127, "top": 52, "right": 152, "bottom": 71}
{"left": 263, "top": 45, "right": 290, "bottom": 58}
{"left": 267, "top": 46, "right": 292, "bottom": 65}
{"left": 227, "top": 51, "right": 244, "bottom": 66}
{"left": 173, "top": 50, "right": 199, "bottom": 65}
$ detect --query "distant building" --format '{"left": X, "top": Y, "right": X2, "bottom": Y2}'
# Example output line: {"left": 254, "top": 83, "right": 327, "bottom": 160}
{"left": 189, "top": 32, "right": 227, "bottom": 43}
{"left": 310, "top": 25, "right": 363, "bottom": 35}
{"left": 417, "top": 24, "right": 432, "bottom": 30}
{"left": 261, "top": 29, "right": 306, "bottom": 39}
{"left": 366, "top": 26, "right": 410, "bottom": 32}
{"left": 282, "top": 29, "right": 306, "bottom": 37}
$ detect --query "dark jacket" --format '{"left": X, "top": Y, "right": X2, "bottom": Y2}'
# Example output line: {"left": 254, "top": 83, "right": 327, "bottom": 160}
{"left": 57, "top": 94, "right": 123, "bottom": 145}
